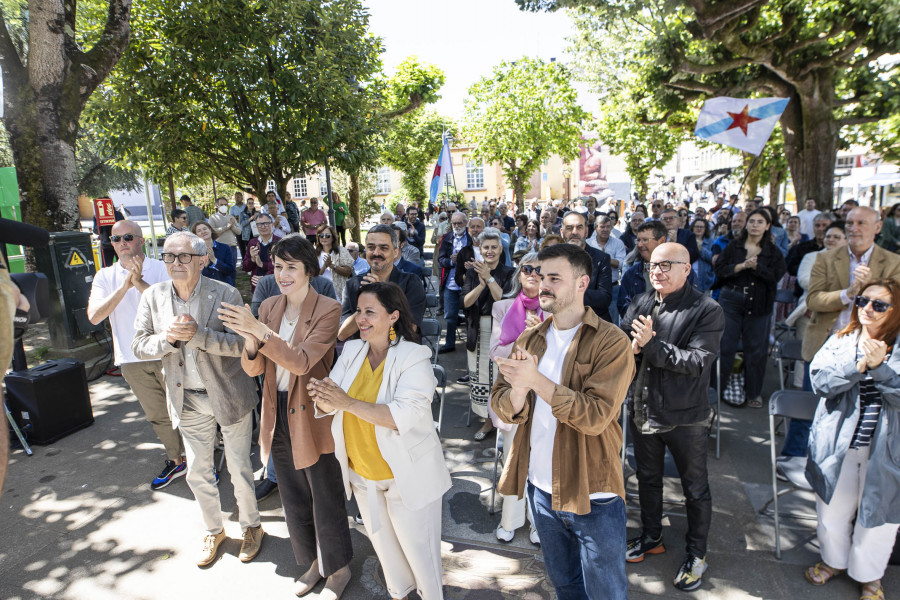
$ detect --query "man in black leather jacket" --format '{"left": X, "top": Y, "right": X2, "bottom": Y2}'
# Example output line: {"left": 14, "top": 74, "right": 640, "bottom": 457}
{"left": 620, "top": 243, "right": 725, "bottom": 593}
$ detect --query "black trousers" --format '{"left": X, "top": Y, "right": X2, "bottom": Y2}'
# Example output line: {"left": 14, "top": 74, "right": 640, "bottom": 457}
{"left": 630, "top": 418, "right": 712, "bottom": 558}
{"left": 717, "top": 288, "right": 771, "bottom": 400}
{"left": 336, "top": 225, "right": 346, "bottom": 246}
{"left": 271, "top": 391, "right": 353, "bottom": 576}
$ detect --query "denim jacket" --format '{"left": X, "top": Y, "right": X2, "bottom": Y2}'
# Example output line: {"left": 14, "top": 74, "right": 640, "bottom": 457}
{"left": 807, "top": 331, "right": 900, "bottom": 528}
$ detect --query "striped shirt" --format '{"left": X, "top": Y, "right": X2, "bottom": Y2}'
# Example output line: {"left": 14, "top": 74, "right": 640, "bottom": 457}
{"left": 851, "top": 354, "right": 883, "bottom": 448}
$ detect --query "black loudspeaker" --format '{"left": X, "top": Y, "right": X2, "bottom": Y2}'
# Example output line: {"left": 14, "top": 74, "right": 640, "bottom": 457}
{"left": 4, "top": 358, "right": 93, "bottom": 445}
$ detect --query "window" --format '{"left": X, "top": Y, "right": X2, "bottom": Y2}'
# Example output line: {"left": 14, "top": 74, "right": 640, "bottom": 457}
{"left": 835, "top": 156, "right": 856, "bottom": 169}
{"left": 319, "top": 169, "right": 328, "bottom": 196}
{"left": 293, "top": 177, "right": 307, "bottom": 199}
{"left": 266, "top": 180, "right": 275, "bottom": 192}
{"left": 466, "top": 160, "right": 484, "bottom": 190}
{"left": 376, "top": 166, "right": 391, "bottom": 194}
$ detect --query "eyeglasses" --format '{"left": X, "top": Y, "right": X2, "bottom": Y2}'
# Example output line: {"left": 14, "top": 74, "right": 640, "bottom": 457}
{"left": 855, "top": 295, "right": 893, "bottom": 313}
{"left": 318, "top": 233, "right": 332, "bottom": 239}
{"left": 256, "top": 221, "right": 272, "bottom": 226}
{"left": 110, "top": 234, "right": 139, "bottom": 242}
{"left": 645, "top": 260, "right": 687, "bottom": 272}
{"left": 160, "top": 253, "right": 204, "bottom": 264}
{"left": 520, "top": 265, "right": 539, "bottom": 275}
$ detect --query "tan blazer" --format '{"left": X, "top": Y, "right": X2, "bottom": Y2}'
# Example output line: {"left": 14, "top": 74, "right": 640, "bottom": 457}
{"left": 803, "top": 244, "right": 900, "bottom": 361}
{"left": 132, "top": 277, "right": 257, "bottom": 428}
{"left": 241, "top": 289, "right": 340, "bottom": 470}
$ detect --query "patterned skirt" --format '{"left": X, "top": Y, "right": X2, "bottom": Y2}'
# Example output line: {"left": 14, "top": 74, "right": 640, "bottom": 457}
{"left": 467, "top": 315, "right": 494, "bottom": 419}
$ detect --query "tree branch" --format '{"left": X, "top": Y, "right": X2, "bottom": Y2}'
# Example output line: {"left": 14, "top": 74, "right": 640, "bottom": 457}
{"left": 687, "top": 0, "right": 768, "bottom": 38}
{"left": 678, "top": 56, "right": 753, "bottom": 75}
{"left": 0, "top": 7, "right": 25, "bottom": 83}
{"left": 79, "top": 0, "right": 133, "bottom": 105}
{"left": 839, "top": 116, "right": 885, "bottom": 127}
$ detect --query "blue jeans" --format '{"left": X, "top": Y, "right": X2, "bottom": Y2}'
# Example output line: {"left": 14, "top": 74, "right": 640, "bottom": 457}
{"left": 527, "top": 482, "right": 628, "bottom": 600}
{"left": 781, "top": 361, "right": 812, "bottom": 457}
{"left": 442, "top": 287, "right": 461, "bottom": 348}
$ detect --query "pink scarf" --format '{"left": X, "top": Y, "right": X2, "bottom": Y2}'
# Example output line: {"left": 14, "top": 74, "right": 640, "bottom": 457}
{"left": 499, "top": 291, "right": 543, "bottom": 346}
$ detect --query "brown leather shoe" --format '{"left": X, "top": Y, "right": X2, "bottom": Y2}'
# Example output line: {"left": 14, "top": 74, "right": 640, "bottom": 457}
{"left": 239, "top": 525, "right": 265, "bottom": 562}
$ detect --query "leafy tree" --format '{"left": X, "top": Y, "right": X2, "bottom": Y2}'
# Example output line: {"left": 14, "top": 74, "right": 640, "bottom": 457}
{"left": 0, "top": 0, "right": 132, "bottom": 230}
{"left": 522, "top": 0, "right": 900, "bottom": 210}
{"left": 597, "top": 95, "right": 687, "bottom": 200}
{"left": 463, "top": 57, "right": 590, "bottom": 210}
{"left": 94, "top": 0, "right": 382, "bottom": 205}
{"left": 381, "top": 110, "right": 453, "bottom": 207}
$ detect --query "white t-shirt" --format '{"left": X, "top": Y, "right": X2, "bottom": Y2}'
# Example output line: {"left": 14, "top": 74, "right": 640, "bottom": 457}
{"left": 798, "top": 208, "right": 821, "bottom": 238}
{"left": 275, "top": 315, "right": 298, "bottom": 392}
{"left": 528, "top": 322, "right": 616, "bottom": 501}
{"left": 89, "top": 258, "right": 170, "bottom": 365}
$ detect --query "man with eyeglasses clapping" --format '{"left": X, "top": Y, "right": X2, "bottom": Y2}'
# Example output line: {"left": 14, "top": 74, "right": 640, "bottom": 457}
{"left": 88, "top": 220, "right": 184, "bottom": 490}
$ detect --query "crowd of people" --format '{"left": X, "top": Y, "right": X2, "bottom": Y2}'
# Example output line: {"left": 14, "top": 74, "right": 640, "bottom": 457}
{"left": 83, "top": 189, "right": 900, "bottom": 600}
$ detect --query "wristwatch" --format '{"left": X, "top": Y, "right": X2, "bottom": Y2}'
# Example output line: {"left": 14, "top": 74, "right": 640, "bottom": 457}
{"left": 487, "top": 276, "right": 495, "bottom": 284}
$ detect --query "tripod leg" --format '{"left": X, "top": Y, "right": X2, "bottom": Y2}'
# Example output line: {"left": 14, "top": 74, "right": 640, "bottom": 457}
{"left": 5, "top": 404, "right": 33, "bottom": 456}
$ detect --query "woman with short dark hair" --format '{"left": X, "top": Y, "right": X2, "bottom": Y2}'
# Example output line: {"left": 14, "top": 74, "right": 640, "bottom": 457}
{"left": 221, "top": 234, "right": 352, "bottom": 599}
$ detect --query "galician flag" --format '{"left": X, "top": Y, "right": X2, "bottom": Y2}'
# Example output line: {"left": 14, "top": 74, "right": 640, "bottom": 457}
{"left": 429, "top": 138, "right": 454, "bottom": 206}
{"left": 694, "top": 97, "right": 789, "bottom": 155}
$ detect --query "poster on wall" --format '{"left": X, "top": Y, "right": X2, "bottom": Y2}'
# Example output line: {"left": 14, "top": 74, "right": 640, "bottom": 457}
{"left": 578, "top": 140, "right": 608, "bottom": 196}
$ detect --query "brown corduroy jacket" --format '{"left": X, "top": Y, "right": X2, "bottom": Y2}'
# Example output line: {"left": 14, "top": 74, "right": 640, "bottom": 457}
{"left": 491, "top": 307, "right": 635, "bottom": 515}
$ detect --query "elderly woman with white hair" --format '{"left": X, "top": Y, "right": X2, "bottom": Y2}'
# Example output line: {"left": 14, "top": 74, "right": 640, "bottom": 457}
{"left": 462, "top": 228, "right": 515, "bottom": 440}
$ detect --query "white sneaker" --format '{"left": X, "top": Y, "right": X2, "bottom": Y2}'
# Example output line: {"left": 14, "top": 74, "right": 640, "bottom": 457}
{"left": 495, "top": 525, "right": 514, "bottom": 542}
{"left": 529, "top": 526, "right": 540, "bottom": 545}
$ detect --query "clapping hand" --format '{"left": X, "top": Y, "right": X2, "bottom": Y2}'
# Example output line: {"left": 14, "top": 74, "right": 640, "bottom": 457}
{"left": 473, "top": 260, "right": 491, "bottom": 283}
{"left": 849, "top": 264, "right": 872, "bottom": 297}
{"left": 495, "top": 345, "right": 540, "bottom": 391}
{"left": 218, "top": 302, "right": 264, "bottom": 343}
{"left": 166, "top": 313, "right": 198, "bottom": 344}
{"left": 861, "top": 338, "right": 888, "bottom": 370}
{"left": 307, "top": 377, "right": 352, "bottom": 413}
{"left": 524, "top": 310, "right": 541, "bottom": 329}
{"left": 630, "top": 315, "right": 655, "bottom": 354}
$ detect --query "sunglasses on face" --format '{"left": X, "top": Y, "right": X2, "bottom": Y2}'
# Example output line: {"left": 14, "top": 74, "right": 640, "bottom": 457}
{"left": 855, "top": 295, "right": 893, "bottom": 313}
{"left": 111, "top": 233, "right": 138, "bottom": 242}
{"left": 160, "top": 253, "right": 204, "bottom": 264}
{"left": 520, "top": 264, "right": 539, "bottom": 275}
{"left": 318, "top": 233, "right": 332, "bottom": 239}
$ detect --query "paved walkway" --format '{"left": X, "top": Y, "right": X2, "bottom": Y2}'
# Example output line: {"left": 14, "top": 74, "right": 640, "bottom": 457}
{"left": 3, "top": 324, "right": 899, "bottom": 599}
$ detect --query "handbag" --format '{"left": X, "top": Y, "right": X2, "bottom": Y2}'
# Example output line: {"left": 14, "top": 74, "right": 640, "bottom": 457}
{"left": 722, "top": 354, "right": 745, "bottom": 407}
{"left": 343, "top": 215, "right": 356, "bottom": 229}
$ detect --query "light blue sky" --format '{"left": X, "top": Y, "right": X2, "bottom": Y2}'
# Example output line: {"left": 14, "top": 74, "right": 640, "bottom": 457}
{"left": 364, "top": 0, "right": 584, "bottom": 119}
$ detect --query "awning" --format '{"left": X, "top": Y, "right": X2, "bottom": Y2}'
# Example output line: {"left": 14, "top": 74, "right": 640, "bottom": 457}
{"left": 861, "top": 173, "right": 900, "bottom": 187}
{"left": 683, "top": 173, "right": 707, "bottom": 184}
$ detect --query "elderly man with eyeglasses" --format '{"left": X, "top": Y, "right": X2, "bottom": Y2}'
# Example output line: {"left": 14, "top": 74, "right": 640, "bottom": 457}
{"left": 88, "top": 220, "right": 183, "bottom": 489}
{"left": 242, "top": 213, "right": 282, "bottom": 293}
{"left": 133, "top": 232, "right": 263, "bottom": 568}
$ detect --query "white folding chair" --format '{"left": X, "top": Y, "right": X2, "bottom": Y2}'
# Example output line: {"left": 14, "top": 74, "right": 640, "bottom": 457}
{"left": 763, "top": 390, "right": 819, "bottom": 559}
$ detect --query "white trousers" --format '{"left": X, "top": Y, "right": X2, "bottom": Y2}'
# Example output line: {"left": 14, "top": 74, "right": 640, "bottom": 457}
{"left": 179, "top": 390, "right": 259, "bottom": 534}
{"left": 349, "top": 469, "right": 444, "bottom": 600}
{"left": 498, "top": 425, "right": 532, "bottom": 532}
{"left": 816, "top": 446, "right": 899, "bottom": 582}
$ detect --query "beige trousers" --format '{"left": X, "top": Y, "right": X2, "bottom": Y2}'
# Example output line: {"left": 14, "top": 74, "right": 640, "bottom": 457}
{"left": 349, "top": 469, "right": 443, "bottom": 600}
{"left": 120, "top": 360, "right": 184, "bottom": 461}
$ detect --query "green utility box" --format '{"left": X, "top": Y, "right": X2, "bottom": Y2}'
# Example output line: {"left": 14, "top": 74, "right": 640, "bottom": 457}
{"left": 0, "top": 167, "right": 25, "bottom": 272}
{"left": 33, "top": 231, "right": 105, "bottom": 349}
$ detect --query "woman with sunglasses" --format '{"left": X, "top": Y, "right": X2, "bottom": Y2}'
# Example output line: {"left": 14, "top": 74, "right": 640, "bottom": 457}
{"left": 714, "top": 208, "right": 786, "bottom": 408}
{"left": 488, "top": 253, "right": 542, "bottom": 544}
{"left": 804, "top": 278, "right": 900, "bottom": 600}
{"left": 191, "top": 221, "right": 236, "bottom": 287}
{"left": 315, "top": 224, "right": 354, "bottom": 303}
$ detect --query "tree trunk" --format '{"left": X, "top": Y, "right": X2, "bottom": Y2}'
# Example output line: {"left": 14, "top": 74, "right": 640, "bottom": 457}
{"left": 740, "top": 152, "right": 761, "bottom": 202}
{"left": 0, "top": 0, "right": 132, "bottom": 232}
{"left": 167, "top": 169, "right": 176, "bottom": 211}
{"left": 513, "top": 179, "right": 526, "bottom": 213}
{"left": 349, "top": 173, "right": 361, "bottom": 243}
{"left": 780, "top": 80, "right": 837, "bottom": 212}
{"left": 768, "top": 164, "right": 786, "bottom": 208}
{"left": 637, "top": 179, "right": 649, "bottom": 201}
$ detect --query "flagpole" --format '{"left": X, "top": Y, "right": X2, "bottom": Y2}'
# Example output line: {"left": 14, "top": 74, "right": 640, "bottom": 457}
{"left": 736, "top": 153, "right": 762, "bottom": 201}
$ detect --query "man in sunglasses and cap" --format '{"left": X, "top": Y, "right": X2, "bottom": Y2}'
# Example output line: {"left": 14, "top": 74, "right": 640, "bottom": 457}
{"left": 88, "top": 220, "right": 185, "bottom": 490}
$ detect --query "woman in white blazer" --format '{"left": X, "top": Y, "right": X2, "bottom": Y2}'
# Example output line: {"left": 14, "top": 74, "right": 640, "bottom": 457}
{"left": 308, "top": 281, "right": 451, "bottom": 600}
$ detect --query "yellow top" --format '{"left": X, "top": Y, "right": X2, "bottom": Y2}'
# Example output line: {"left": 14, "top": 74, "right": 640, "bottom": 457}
{"left": 343, "top": 357, "right": 393, "bottom": 481}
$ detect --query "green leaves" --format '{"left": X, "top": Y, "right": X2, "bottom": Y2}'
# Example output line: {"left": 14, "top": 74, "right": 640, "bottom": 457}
{"left": 463, "top": 57, "right": 589, "bottom": 205}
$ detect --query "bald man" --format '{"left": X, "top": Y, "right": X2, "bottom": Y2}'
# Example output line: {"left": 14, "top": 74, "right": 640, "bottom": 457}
{"left": 88, "top": 220, "right": 186, "bottom": 490}
{"left": 620, "top": 243, "right": 724, "bottom": 592}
